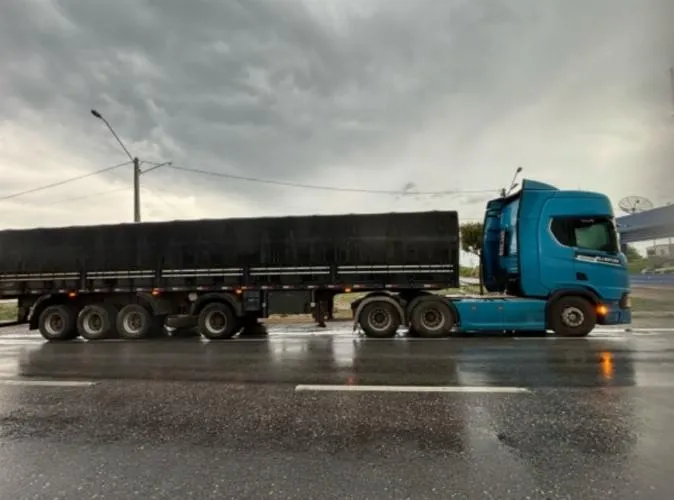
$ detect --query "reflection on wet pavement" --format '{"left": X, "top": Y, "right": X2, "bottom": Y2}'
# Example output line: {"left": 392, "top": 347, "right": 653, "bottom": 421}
{"left": 3, "top": 331, "right": 662, "bottom": 389}
{"left": 0, "top": 325, "right": 673, "bottom": 498}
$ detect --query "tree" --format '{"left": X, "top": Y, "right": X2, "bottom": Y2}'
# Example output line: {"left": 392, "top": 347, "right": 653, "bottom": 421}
{"left": 460, "top": 222, "right": 484, "bottom": 294}
{"left": 624, "top": 244, "right": 643, "bottom": 262}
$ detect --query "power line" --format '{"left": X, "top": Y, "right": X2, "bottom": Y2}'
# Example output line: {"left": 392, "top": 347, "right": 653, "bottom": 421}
{"left": 168, "top": 165, "right": 497, "bottom": 196}
{"left": 140, "top": 185, "right": 174, "bottom": 210}
{"left": 0, "top": 160, "right": 132, "bottom": 203}
{"left": 6, "top": 185, "right": 130, "bottom": 207}
{"left": 45, "top": 186, "right": 131, "bottom": 205}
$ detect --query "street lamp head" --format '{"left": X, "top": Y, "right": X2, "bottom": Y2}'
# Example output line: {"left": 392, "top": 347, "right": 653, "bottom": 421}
{"left": 91, "top": 109, "right": 102, "bottom": 119}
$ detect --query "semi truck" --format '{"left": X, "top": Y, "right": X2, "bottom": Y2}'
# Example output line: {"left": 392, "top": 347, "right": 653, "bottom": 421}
{"left": 0, "top": 178, "right": 630, "bottom": 341}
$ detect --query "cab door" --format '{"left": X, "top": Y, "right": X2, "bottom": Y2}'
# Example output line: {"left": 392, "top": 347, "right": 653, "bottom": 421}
{"left": 570, "top": 217, "right": 627, "bottom": 300}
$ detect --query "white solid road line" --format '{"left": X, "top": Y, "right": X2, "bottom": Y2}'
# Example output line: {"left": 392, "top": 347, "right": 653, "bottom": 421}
{"left": 513, "top": 336, "right": 629, "bottom": 341}
{"left": 295, "top": 384, "right": 529, "bottom": 393}
{"left": 0, "top": 378, "right": 95, "bottom": 387}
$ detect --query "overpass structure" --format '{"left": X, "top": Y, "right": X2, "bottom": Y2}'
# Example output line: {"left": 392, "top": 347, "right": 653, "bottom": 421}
{"left": 616, "top": 205, "right": 674, "bottom": 243}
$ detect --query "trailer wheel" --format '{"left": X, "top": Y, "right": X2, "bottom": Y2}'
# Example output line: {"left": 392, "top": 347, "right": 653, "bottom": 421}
{"left": 410, "top": 299, "right": 455, "bottom": 338}
{"left": 77, "top": 304, "right": 117, "bottom": 341}
{"left": 548, "top": 296, "right": 596, "bottom": 337}
{"left": 117, "top": 304, "right": 153, "bottom": 340}
{"left": 38, "top": 305, "right": 77, "bottom": 341}
{"left": 360, "top": 301, "right": 400, "bottom": 338}
{"left": 198, "top": 302, "right": 237, "bottom": 340}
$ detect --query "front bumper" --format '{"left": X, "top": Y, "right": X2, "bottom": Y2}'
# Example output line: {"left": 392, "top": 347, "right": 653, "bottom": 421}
{"left": 598, "top": 293, "right": 632, "bottom": 325}
{"left": 600, "top": 307, "right": 631, "bottom": 326}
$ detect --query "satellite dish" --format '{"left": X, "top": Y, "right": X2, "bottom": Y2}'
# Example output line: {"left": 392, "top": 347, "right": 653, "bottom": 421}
{"left": 618, "top": 196, "right": 654, "bottom": 214}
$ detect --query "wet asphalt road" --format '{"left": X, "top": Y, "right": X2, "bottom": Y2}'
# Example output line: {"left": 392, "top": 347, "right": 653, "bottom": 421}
{"left": 1, "top": 322, "right": 674, "bottom": 499}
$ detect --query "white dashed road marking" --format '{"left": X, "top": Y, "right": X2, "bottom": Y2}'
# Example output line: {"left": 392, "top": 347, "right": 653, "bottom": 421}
{"left": 295, "top": 384, "right": 530, "bottom": 393}
{"left": 0, "top": 378, "right": 96, "bottom": 387}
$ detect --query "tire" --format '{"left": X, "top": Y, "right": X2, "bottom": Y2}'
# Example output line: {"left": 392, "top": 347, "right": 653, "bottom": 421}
{"left": 359, "top": 301, "right": 401, "bottom": 338}
{"left": 116, "top": 304, "right": 153, "bottom": 340}
{"left": 548, "top": 296, "right": 596, "bottom": 337}
{"left": 197, "top": 302, "right": 237, "bottom": 340}
{"left": 38, "top": 305, "right": 77, "bottom": 341}
{"left": 77, "top": 304, "right": 117, "bottom": 341}
{"left": 410, "top": 299, "right": 455, "bottom": 338}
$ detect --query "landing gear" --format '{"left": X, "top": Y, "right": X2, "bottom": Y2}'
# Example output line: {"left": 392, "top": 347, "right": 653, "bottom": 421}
{"left": 312, "top": 290, "right": 334, "bottom": 328}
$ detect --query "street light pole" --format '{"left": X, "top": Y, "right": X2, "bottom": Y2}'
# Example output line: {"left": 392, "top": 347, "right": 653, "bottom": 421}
{"left": 91, "top": 109, "right": 168, "bottom": 223}
{"left": 90, "top": 109, "right": 134, "bottom": 162}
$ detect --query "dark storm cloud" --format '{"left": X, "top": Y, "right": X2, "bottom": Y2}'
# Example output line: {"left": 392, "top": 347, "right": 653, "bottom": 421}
{"left": 0, "top": 0, "right": 671, "bottom": 215}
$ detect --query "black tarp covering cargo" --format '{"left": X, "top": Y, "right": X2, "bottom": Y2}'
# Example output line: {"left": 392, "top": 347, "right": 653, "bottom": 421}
{"left": 0, "top": 211, "right": 459, "bottom": 292}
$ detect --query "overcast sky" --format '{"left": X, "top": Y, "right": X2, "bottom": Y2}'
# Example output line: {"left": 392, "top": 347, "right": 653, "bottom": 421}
{"left": 0, "top": 0, "right": 672, "bottom": 229}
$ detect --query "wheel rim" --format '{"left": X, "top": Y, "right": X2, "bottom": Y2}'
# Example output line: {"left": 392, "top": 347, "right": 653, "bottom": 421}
{"left": 205, "top": 311, "right": 227, "bottom": 334}
{"left": 420, "top": 307, "right": 445, "bottom": 331}
{"left": 45, "top": 313, "right": 65, "bottom": 335}
{"left": 83, "top": 312, "right": 104, "bottom": 335}
{"left": 124, "top": 311, "right": 145, "bottom": 334}
{"left": 367, "top": 307, "right": 392, "bottom": 332}
{"left": 561, "top": 306, "right": 585, "bottom": 328}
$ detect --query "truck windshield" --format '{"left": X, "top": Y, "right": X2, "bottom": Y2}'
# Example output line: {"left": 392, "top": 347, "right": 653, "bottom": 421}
{"left": 551, "top": 216, "right": 619, "bottom": 254}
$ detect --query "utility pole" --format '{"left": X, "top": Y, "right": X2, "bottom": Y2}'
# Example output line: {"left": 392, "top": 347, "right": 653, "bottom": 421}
{"left": 133, "top": 157, "right": 141, "bottom": 222}
{"left": 91, "top": 109, "right": 169, "bottom": 223}
{"left": 669, "top": 63, "right": 674, "bottom": 117}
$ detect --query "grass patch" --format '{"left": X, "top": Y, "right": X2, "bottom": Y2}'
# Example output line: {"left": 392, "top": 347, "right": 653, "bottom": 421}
{"left": 627, "top": 260, "right": 650, "bottom": 274}
{"left": 0, "top": 301, "right": 17, "bottom": 322}
{"left": 630, "top": 287, "right": 674, "bottom": 313}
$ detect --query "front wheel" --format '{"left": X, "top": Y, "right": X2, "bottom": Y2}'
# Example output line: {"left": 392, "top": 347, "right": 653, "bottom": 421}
{"left": 548, "top": 296, "right": 596, "bottom": 337}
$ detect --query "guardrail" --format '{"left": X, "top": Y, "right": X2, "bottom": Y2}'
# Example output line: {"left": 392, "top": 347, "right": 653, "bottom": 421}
{"left": 630, "top": 274, "right": 674, "bottom": 286}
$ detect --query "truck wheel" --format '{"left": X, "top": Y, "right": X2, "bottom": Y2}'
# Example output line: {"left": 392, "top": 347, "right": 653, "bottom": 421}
{"left": 548, "top": 296, "right": 596, "bottom": 337}
{"left": 198, "top": 302, "right": 237, "bottom": 340}
{"left": 360, "top": 301, "right": 400, "bottom": 338}
{"left": 38, "top": 305, "right": 77, "bottom": 341}
{"left": 77, "top": 304, "right": 117, "bottom": 341}
{"left": 410, "top": 299, "right": 455, "bottom": 338}
{"left": 117, "top": 304, "right": 153, "bottom": 340}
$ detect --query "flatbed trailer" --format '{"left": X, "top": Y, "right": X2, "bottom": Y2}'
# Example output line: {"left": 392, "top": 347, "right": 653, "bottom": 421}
{"left": 0, "top": 211, "right": 460, "bottom": 340}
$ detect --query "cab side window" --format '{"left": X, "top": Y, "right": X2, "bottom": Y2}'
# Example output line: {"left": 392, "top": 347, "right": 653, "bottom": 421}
{"left": 550, "top": 217, "right": 618, "bottom": 253}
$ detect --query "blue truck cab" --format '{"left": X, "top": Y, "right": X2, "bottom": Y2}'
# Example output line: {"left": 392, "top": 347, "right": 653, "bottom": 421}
{"left": 452, "top": 179, "right": 631, "bottom": 336}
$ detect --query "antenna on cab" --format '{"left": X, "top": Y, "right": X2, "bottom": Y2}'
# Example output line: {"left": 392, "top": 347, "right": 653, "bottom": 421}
{"left": 501, "top": 166, "right": 523, "bottom": 197}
